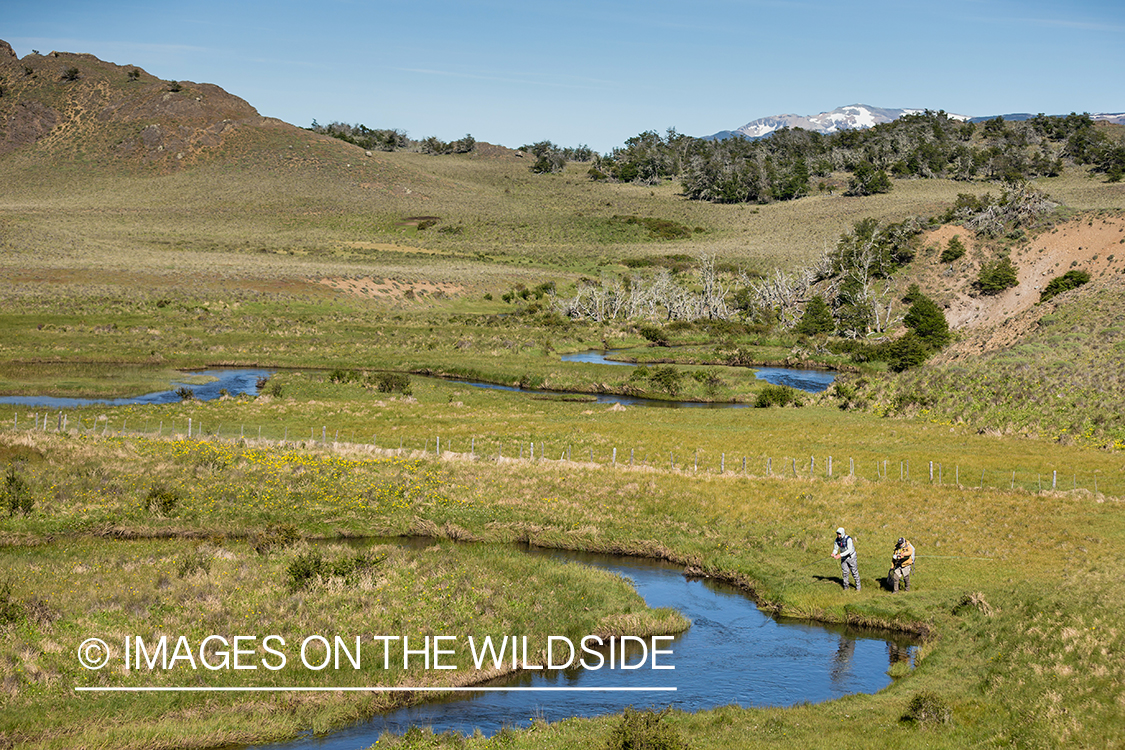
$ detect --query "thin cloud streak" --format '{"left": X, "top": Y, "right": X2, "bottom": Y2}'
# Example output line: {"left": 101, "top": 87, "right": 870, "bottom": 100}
{"left": 392, "top": 67, "right": 616, "bottom": 91}
{"left": 1021, "top": 16, "right": 1125, "bottom": 32}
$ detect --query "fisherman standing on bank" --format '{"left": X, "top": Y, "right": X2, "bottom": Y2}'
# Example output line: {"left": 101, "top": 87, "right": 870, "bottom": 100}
{"left": 832, "top": 527, "right": 860, "bottom": 591}
{"left": 890, "top": 537, "right": 915, "bottom": 593}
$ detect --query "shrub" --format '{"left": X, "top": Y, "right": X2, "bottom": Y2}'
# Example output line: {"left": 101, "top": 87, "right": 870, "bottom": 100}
{"left": 286, "top": 550, "right": 324, "bottom": 591}
{"left": 845, "top": 161, "right": 892, "bottom": 196}
{"left": 940, "top": 235, "right": 967, "bottom": 263}
{"left": 755, "top": 384, "right": 803, "bottom": 408}
{"left": 368, "top": 371, "right": 412, "bottom": 395}
{"left": 605, "top": 707, "right": 688, "bottom": 750}
{"left": 902, "top": 283, "right": 924, "bottom": 305}
{"left": 649, "top": 366, "right": 682, "bottom": 396}
{"left": 4, "top": 465, "right": 33, "bottom": 517}
{"left": 328, "top": 368, "right": 360, "bottom": 384}
{"left": 0, "top": 579, "right": 23, "bottom": 624}
{"left": 903, "top": 293, "right": 951, "bottom": 349}
{"left": 1040, "top": 269, "right": 1090, "bottom": 302}
{"left": 176, "top": 546, "right": 212, "bottom": 578}
{"left": 252, "top": 523, "right": 302, "bottom": 556}
{"left": 144, "top": 485, "right": 180, "bottom": 516}
{"left": 610, "top": 215, "right": 693, "bottom": 240}
{"left": 286, "top": 550, "right": 383, "bottom": 591}
{"left": 976, "top": 256, "right": 1019, "bottom": 294}
{"left": 901, "top": 690, "right": 952, "bottom": 726}
{"left": 879, "top": 332, "right": 931, "bottom": 372}
{"left": 61, "top": 67, "right": 80, "bottom": 82}
{"left": 693, "top": 368, "right": 725, "bottom": 396}
{"left": 638, "top": 324, "right": 669, "bottom": 345}
{"left": 795, "top": 295, "right": 835, "bottom": 335}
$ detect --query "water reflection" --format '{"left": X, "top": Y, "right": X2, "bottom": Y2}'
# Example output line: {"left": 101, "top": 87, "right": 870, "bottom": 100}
{"left": 753, "top": 367, "right": 836, "bottom": 393}
{"left": 560, "top": 350, "right": 835, "bottom": 394}
{"left": 559, "top": 350, "right": 637, "bottom": 367}
{"left": 830, "top": 636, "right": 856, "bottom": 686}
{"left": 0, "top": 369, "right": 272, "bottom": 408}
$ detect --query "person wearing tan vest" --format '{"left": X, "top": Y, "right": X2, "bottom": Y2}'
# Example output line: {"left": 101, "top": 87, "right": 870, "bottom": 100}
{"left": 890, "top": 537, "right": 915, "bottom": 592}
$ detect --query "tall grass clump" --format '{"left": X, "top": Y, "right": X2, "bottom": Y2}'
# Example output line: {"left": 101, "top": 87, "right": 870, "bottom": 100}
{"left": 605, "top": 707, "right": 689, "bottom": 750}
{"left": 285, "top": 549, "right": 384, "bottom": 591}
{"left": 0, "top": 579, "right": 23, "bottom": 624}
{"left": 175, "top": 545, "right": 212, "bottom": 578}
{"left": 4, "top": 464, "right": 33, "bottom": 516}
{"left": 368, "top": 371, "right": 412, "bottom": 395}
{"left": 252, "top": 523, "right": 302, "bottom": 555}
{"left": 144, "top": 484, "right": 180, "bottom": 516}
{"left": 901, "top": 691, "right": 952, "bottom": 727}
{"left": 755, "top": 384, "right": 803, "bottom": 408}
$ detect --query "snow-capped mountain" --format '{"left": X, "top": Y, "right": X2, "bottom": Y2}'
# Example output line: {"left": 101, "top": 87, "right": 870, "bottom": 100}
{"left": 1092, "top": 112, "right": 1125, "bottom": 126}
{"left": 711, "top": 104, "right": 970, "bottom": 140}
{"left": 709, "top": 104, "right": 1123, "bottom": 141}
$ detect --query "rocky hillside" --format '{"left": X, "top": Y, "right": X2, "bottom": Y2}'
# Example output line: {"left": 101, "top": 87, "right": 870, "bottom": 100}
{"left": 0, "top": 39, "right": 300, "bottom": 168}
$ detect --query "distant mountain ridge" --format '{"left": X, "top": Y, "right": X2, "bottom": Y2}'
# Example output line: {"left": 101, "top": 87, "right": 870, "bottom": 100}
{"left": 709, "top": 104, "right": 1124, "bottom": 140}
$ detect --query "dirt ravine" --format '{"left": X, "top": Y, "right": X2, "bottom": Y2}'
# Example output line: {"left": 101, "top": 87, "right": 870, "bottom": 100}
{"left": 921, "top": 215, "right": 1125, "bottom": 360}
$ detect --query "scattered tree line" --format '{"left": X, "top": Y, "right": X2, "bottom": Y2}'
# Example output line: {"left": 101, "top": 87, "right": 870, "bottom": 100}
{"left": 582, "top": 111, "right": 1124, "bottom": 203}
{"left": 517, "top": 140, "right": 595, "bottom": 173}
{"left": 535, "top": 183, "right": 1066, "bottom": 371}
{"left": 309, "top": 112, "right": 1121, "bottom": 185}
{"left": 305, "top": 121, "right": 474, "bottom": 155}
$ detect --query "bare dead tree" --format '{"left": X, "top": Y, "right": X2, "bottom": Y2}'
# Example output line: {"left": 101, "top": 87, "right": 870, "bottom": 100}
{"left": 739, "top": 267, "right": 815, "bottom": 328}
{"left": 696, "top": 253, "right": 730, "bottom": 320}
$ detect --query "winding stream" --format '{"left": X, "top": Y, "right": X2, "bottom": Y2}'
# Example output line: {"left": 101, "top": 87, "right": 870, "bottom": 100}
{"left": 1, "top": 357, "right": 831, "bottom": 411}
{"left": 0, "top": 368, "right": 271, "bottom": 408}
{"left": 560, "top": 350, "right": 835, "bottom": 393}
{"left": 247, "top": 545, "right": 915, "bottom": 749}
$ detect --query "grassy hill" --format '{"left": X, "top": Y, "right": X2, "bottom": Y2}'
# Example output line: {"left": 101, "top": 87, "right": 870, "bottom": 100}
{"left": 3, "top": 39, "right": 1121, "bottom": 276}
{"left": 3, "top": 39, "right": 1125, "bottom": 436}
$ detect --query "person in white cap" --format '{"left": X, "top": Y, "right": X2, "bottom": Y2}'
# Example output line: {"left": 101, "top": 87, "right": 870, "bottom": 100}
{"left": 832, "top": 527, "right": 860, "bottom": 591}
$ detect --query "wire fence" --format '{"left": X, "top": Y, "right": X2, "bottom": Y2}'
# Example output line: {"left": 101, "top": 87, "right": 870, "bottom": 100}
{"left": 6, "top": 409, "right": 1121, "bottom": 498}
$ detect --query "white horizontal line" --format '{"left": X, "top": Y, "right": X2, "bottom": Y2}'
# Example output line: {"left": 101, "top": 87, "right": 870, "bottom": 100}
{"left": 75, "top": 686, "right": 677, "bottom": 693}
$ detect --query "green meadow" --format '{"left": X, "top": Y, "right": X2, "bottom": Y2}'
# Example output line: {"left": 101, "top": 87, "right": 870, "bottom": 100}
{"left": 2, "top": 139, "right": 1125, "bottom": 749}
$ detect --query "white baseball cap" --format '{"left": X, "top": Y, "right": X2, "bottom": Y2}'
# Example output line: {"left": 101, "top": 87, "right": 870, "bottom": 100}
{"left": 836, "top": 527, "right": 846, "bottom": 535}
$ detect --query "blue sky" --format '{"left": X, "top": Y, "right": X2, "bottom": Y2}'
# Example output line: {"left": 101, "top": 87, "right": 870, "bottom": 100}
{"left": 4, "top": 0, "right": 1123, "bottom": 152}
